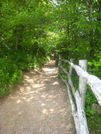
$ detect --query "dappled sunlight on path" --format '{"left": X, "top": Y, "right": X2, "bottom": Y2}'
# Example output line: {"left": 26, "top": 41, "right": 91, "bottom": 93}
{"left": 0, "top": 60, "right": 75, "bottom": 134}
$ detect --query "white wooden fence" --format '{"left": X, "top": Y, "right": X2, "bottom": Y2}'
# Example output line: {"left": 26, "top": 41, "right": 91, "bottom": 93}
{"left": 58, "top": 56, "right": 101, "bottom": 134}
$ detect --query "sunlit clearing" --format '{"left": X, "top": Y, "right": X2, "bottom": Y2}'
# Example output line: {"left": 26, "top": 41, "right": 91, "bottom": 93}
{"left": 42, "top": 103, "right": 45, "bottom": 106}
{"left": 42, "top": 109, "right": 48, "bottom": 114}
{"left": 42, "top": 108, "right": 54, "bottom": 114}
{"left": 26, "top": 96, "right": 33, "bottom": 102}
{"left": 17, "top": 99, "right": 22, "bottom": 104}
{"left": 18, "top": 112, "right": 21, "bottom": 115}
{"left": 52, "top": 81, "right": 59, "bottom": 85}
{"left": 33, "top": 84, "right": 41, "bottom": 88}
{"left": 41, "top": 95, "right": 46, "bottom": 98}
{"left": 26, "top": 87, "right": 31, "bottom": 90}
{"left": 49, "top": 109, "right": 54, "bottom": 113}
{"left": 43, "top": 68, "right": 57, "bottom": 74}
{"left": 43, "top": 68, "right": 55, "bottom": 71}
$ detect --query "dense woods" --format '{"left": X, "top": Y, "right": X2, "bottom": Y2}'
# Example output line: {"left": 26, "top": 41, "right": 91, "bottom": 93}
{"left": 0, "top": 0, "right": 101, "bottom": 133}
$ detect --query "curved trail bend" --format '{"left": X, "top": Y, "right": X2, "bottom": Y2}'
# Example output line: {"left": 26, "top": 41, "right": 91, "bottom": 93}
{"left": 0, "top": 60, "right": 75, "bottom": 134}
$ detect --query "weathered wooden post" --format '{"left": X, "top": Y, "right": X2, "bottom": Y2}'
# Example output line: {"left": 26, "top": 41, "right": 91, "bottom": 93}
{"left": 69, "top": 59, "right": 74, "bottom": 77}
{"left": 58, "top": 55, "right": 62, "bottom": 77}
{"left": 69, "top": 59, "right": 89, "bottom": 134}
{"left": 79, "top": 60, "right": 87, "bottom": 108}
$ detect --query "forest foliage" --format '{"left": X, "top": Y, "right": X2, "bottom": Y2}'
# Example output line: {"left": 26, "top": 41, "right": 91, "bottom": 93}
{"left": 0, "top": 0, "right": 52, "bottom": 97}
{"left": 0, "top": 0, "right": 101, "bottom": 133}
{"left": 0, "top": 0, "right": 101, "bottom": 96}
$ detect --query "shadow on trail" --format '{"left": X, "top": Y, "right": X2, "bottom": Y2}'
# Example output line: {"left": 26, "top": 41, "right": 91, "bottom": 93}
{"left": 0, "top": 60, "right": 75, "bottom": 134}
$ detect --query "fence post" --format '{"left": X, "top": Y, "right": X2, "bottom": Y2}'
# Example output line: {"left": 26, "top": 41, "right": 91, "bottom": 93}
{"left": 69, "top": 59, "right": 74, "bottom": 77}
{"left": 79, "top": 60, "right": 87, "bottom": 108}
{"left": 58, "top": 55, "right": 62, "bottom": 76}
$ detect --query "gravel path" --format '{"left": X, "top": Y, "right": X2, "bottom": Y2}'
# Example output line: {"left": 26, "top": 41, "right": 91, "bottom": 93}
{"left": 0, "top": 60, "right": 75, "bottom": 134}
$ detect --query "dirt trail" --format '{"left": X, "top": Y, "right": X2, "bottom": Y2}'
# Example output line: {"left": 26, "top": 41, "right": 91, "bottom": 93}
{"left": 0, "top": 60, "right": 75, "bottom": 134}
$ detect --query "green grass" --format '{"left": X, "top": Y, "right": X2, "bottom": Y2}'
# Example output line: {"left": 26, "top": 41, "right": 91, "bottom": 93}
{"left": 85, "top": 87, "right": 101, "bottom": 134}
{"left": 87, "top": 114, "right": 101, "bottom": 134}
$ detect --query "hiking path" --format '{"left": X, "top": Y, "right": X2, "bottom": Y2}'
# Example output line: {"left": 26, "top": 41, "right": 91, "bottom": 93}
{"left": 0, "top": 60, "right": 75, "bottom": 134}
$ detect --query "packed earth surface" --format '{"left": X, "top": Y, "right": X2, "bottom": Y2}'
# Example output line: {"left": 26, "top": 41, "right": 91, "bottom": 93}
{"left": 0, "top": 60, "right": 75, "bottom": 134}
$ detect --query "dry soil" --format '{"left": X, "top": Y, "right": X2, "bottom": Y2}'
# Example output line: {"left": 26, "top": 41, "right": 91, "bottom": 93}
{"left": 0, "top": 60, "right": 75, "bottom": 134}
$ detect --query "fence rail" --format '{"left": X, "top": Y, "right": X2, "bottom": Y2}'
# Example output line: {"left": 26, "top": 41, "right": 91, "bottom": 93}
{"left": 58, "top": 56, "right": 101, "bottom": 134}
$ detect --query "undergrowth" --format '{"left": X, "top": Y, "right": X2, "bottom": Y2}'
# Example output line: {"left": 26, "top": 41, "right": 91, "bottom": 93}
{"left": 0, "top": 48, "right": 49, "bottom": 98}
{"left": 85, "top": 87, "right": 101, "bottom": 134}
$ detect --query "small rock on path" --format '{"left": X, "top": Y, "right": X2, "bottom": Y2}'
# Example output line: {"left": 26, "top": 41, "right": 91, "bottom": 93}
{"left": 0, "top": 60, "right": 75, "bottom": 134}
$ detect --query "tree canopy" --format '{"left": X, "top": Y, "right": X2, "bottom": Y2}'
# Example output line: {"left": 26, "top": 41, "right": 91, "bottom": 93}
{"left": 0, "top": 0, "right": 101, "bottom": 94}
{"left": 0, "top": 1, "right": 101, "bottom": 133}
